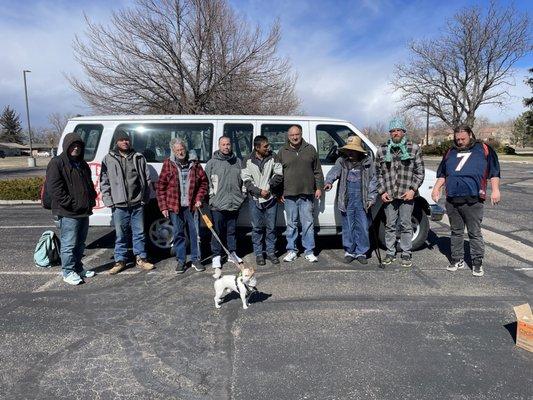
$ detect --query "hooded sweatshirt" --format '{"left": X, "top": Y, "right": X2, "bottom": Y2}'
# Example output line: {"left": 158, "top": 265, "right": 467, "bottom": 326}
{"left": 277, "top": 139, "right": 324, "bottom": 197}
{"left": 204, "top": 150, "right": 245, "bottom": 211}
{"left": 45, "top": 132, "right": 97, "bottom": 218}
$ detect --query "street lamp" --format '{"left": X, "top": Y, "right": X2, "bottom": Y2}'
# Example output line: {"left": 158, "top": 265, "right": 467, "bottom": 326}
{"left": 23, "top": 69, "right": 35, "bottom": 167}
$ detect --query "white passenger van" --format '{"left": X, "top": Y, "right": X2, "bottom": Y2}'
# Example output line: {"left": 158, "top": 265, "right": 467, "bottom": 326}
{"left": 59, "top": 115, "right": 444, "bottom": 252}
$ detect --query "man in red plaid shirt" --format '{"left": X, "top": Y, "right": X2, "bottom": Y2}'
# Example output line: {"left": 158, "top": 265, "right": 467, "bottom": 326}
{"left": 156, "top": 138, "right": 208, "bottom": 273}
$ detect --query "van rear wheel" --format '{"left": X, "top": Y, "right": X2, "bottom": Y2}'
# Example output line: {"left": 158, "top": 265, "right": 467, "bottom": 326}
{"left": 144, "top": 202, "right": 174, "bottom": 257}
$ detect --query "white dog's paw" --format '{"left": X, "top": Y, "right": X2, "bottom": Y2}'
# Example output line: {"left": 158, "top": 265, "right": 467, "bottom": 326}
{"left": 215, "top": 304, "right": 222, "bottom": 309}
{"left": 242, "top": 305, "right": 249, "bottom": 310}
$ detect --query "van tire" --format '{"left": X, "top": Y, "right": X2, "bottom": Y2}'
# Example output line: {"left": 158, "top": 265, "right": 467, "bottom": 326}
{"left": 376, "top": 206, "right": 429, "bottom": 251}
{"left": 144, "top": 201, "right": 174, "bottom": 257}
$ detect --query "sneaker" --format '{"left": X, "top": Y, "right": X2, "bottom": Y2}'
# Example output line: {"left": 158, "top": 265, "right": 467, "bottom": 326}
{"left": 212, "top": 267, "right": 222, "bottom": 279}
{"left": 266, "top": 254, "right": 280, "bottom": 265}
{"left": 256, "top": 255, "right": 266, "bottom": 266}
{"left": 283, "top": 251, "right": 298, "bottom": 262}
{"left": 191, "top": 261, "right": 205, "bottom": 272}
{"left": 79, "top": 269, "right": 95, "bottom": 278}
{"left": 355, "top": 255, "right": 368, "bottom": 265}
{"left": 63, "top": 271, "right": 83, "bottom": 285}
{"left": 401, "top": 255, "right": 413, "bottom": 268}
{"left": 382, "top": 255, "right": 396, "bottom": 265}
{"left": 136, "top": 256, "right": 154, "bottom": 271}
{"left": 229, "top": 251, "right": 243, "bottom": 264}
{"left": 212, "top": 255, "right": 222, "bottom": 269}
{"left": 472, "top": 258, "right": 484, "bottom": 277}
{"left": 344, "top": 254, "right": 355, "bottom": 264}
{"left": 304, "top": 253, "right": 318, "bottom": 263}
{"left": 109, "top": 261, "right": 126, "bottom": 275}
{"left": 447, "top": 259, "right": 465, "bottom": 272}
{"left": 175, "top": 261, "right": 186, "bottom": 274}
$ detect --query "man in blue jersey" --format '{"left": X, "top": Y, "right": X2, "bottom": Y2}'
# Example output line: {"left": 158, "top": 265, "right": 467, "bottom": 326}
{"left": 431, "top": 125, "right": 501, "bottom": 277}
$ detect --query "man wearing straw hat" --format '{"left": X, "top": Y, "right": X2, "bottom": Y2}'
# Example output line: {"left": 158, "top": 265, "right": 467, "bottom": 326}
{"left": 375, "top": 118, "right": 425, "bottom": 268}
{"left": 323, "top": 135, "right": 378, "bottom": 264}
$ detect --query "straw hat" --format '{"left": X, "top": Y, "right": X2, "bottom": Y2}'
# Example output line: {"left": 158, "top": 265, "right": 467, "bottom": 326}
{"left": 340, "top": 135, "right": 366, "bottom": 153}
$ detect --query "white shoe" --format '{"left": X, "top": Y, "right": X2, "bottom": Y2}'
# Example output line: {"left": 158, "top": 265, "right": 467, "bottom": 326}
{"left": 229, "top": 251, "right": 243, "bottom": 264}
{"left": 212, "top": 267, "right": 222, "bottom": 279}
{"left": 79, "top": 269, "right": 95, "bottom": 278}
{"left": 304, "top": 253, "right": 318, "bottom": 263}
{"left": 283, "top": 251, "right": 298, "bottom": 262}
{"left": 63, "top": 271, "right": 83, "bottom": 285}
{"left": 212, "top": 255, "right": 221, "bottom": 269}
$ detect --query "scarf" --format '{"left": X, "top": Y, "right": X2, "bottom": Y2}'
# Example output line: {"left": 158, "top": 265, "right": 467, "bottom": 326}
{"left": 384, "top": 137, "right": 411, "bottom": 162}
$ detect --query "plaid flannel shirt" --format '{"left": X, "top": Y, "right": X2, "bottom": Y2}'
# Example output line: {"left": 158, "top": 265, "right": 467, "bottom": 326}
{"left": 375, "top": 142, "right": 425, "bottom": 199}
{"left": 156, "top": 159, "right": 208, "bottom": 213}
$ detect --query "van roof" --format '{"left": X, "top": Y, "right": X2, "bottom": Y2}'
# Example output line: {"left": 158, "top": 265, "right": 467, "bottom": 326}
{"left": 69, "top": 114, "right": 351, "bottom": 123}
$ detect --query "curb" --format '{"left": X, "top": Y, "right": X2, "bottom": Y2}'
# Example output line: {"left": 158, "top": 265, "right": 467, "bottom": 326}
{"left": 0, "top": 200, "right": 40, "bottom": 205}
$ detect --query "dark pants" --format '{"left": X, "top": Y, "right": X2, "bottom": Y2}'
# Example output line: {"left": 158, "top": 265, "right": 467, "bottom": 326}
{"left": 445, "top": 200, "right": 484, "bottom": 262}
{"left": 210, "top": 210, "right": 238, "bottom": 257}
{"left": 170, "top": 208, "right": 200, "bottom": 263}
{"left": 250, "top": 200, "right": 278, "bottom": 257}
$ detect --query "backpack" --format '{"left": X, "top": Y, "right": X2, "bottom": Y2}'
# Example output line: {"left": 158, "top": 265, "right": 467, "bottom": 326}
{"left": 34, "top": 230, "right": 61, "bottom": 268}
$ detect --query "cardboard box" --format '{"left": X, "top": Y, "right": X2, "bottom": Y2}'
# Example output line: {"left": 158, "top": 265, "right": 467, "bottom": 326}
{"left": 513, "top": 303, "right": 533, "bottom": 353}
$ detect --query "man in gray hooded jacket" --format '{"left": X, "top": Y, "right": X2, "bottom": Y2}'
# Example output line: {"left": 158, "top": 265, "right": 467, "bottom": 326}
{"left": 204, "top": 136, "right": 246, "bottom": 278}
{"left": 100, "top": 130, "right": 154, "bottom": 274}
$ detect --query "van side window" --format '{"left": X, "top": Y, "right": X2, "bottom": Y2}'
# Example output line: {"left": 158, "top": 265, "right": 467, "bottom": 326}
{"left": 112, "top": 123, "right": 213, "bottom": 163}
{"left": 223, "top": 123, "right": 253, "bottom": 160}
{"left": 316, "top": 124, "right": 357, "bottom": 165}
{"left": 260, "top": 124, "right": 302, "bottom": 153}
{"left": 73, "top": 124, "right": 103, "bottom": 161}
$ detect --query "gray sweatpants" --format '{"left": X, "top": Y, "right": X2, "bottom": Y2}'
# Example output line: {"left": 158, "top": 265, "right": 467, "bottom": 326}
{"left": 445, "top": 200, "right": 484, "bottom": 262}
{"left": 384, "top": 199, "right": 414, "bottom": 257}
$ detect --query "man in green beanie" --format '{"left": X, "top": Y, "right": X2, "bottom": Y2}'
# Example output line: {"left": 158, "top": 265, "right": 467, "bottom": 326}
{"left": 375, "top": 118, "right": 425, "bottom": 267}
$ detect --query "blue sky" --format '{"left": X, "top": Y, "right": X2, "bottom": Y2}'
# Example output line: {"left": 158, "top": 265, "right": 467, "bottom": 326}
{"left": 0, "top": 0, "right": 531, "bottom": 130}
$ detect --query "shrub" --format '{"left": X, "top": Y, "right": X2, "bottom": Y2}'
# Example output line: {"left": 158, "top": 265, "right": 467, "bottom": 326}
{"left": 0, "top": 177, "right": 44, "bottom": 200}
{"left": 422, "top": 140, "right": 454, "bottom": 156}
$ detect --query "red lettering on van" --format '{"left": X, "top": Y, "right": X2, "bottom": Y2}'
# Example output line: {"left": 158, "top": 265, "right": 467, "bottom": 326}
{"left": 88, "top": 162, "right": 105, "bottom": 209}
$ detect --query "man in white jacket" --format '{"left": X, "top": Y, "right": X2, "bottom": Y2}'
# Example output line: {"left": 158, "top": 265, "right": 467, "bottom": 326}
{"left": 241, "top": 135, "right": 283, "bottom": 266}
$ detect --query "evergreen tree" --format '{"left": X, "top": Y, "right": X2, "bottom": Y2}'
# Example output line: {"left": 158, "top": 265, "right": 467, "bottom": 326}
{"left": 0, "top": 106, "right": 24, "bottom": 144}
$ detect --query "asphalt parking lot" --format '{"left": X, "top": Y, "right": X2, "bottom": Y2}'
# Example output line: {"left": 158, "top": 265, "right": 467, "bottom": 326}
{"left": 0, "top": 162, "right": 531, "bottom": 399}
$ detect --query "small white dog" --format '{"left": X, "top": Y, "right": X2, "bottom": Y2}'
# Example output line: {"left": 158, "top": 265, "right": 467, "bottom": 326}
{"left": 214, "top": 267, "right": 257, "bottom": 309}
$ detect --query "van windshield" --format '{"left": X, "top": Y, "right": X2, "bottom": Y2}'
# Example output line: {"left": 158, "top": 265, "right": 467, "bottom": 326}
{"left": 112, "top": 123, "right": 213, "bottom": 163}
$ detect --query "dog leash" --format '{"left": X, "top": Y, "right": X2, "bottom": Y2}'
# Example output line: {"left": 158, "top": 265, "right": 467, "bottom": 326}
{"left": 198, "top": 207, "right": 243, "bottom": 268}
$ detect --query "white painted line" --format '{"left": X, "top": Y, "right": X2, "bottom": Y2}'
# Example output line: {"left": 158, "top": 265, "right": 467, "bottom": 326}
{"left": 33, "top": 248, "right": 108, "bottom": 293}
{"left": 514, "top": 267, "right": 533, "bottom": 271}
{"left": 0, "top": 225, "right": 55, "bottom": 229}
{"left": 440, "top": 215, "right": 533, "bottom": 262}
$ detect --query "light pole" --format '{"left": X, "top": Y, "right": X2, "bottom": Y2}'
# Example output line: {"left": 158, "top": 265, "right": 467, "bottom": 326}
{"left": 23, "top": 69, "right": 35, "bottom": 167}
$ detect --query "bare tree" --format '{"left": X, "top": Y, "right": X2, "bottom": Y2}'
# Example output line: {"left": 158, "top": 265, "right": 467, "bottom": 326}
{"left": 392, "top": 1, "right": 531, "bottom": 128}
{"left": 68, "top": 0, "right": 299, "bottom": 115}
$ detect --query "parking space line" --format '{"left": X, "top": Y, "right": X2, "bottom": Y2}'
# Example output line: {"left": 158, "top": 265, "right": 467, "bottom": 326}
{"left": 0, "top": 225, "right": 55, "bottom": 229}
{"left": 437, "top": 215, "right": 533, "bottom": 263}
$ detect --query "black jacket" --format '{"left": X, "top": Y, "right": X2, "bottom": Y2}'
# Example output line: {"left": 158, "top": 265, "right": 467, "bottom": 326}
{"left": 46, "top": 132, "right": 97, "bottom": 218}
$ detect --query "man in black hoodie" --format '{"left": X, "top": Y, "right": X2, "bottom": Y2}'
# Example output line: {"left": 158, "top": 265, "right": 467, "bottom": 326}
{"left": 46, "top": 132, "right": 97, "bottom": 285}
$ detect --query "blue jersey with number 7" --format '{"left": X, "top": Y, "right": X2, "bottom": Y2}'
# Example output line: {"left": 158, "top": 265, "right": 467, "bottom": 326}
{"left": 437, "top": 142, "right": 500, "bottom": 200}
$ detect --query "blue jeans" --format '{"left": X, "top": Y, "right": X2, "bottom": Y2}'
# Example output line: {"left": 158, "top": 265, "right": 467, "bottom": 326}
{"left": 170, "top": 208, "right": 200, "bottom": 263}
{"left": 250, "top": 200, "right": 278, "bottom": 256}
{"left": 113, "top": 204, "right": 146, "bottom": 262}
{"left": 59, "top": 216, "right": 89, "bottom": 277}
{"left": 284, "top": 195, "right": 315, "bottom": 255}
{"left": 341, "top": 209, "right": 370, "bottom": 256}
{"left": 210, "top": 210, "right": 238, "bottom": 257}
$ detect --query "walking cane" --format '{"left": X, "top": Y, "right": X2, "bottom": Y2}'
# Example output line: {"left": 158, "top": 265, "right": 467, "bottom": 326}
{"left": 368, "top": 202, "right": 384, "bottom": 269}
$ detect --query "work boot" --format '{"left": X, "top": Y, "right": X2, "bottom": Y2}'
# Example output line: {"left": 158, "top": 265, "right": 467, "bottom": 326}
{"left": 382, "top": 254, "right": 396, "bottom": 265}
{"left": 355, "top": 255, "right": 368, "bottom": 265}
{"left": 191, "top": 261, "right": 205, "bottom": 272}
{"left": 401, "top": 254, "right": 413, "bottom": 268}
{"left": 256, "top": 255, "right": 266, "bottom": 266}
{"left": 109, "top": 261, "right": 126, "bottom": 275}
{"left": 344, "top": 254, "right": 355, "bottom": 264}
{"left": 136, "top": 256, "right": 154, "bottom": 271}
